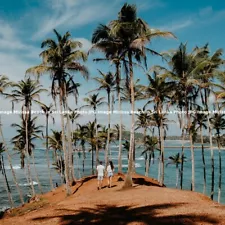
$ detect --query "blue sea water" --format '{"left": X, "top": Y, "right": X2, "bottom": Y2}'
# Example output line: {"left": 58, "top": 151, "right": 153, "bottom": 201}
{"left": 0, "top": 140, "right": 225, "bottom": 211}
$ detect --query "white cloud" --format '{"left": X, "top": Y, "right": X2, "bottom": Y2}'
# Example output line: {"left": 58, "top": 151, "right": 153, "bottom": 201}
{"left": 159, "top": 19, "right": 193, "bottom": 32}
{"left": 33, "top": 0, "right": 120, "bottom": 40}
{"left": 74, "top": 38, "right": 92, "bottom": 52}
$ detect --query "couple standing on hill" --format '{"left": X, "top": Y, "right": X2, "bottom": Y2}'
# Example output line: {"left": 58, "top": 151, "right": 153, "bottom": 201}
{"left": 96, "top": 161, "right": 114, "bottom": 190}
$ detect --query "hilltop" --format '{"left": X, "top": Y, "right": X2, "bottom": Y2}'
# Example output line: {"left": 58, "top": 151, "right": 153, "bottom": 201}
{"left": 1, "top": 173, "right": 225, "bottom": 225}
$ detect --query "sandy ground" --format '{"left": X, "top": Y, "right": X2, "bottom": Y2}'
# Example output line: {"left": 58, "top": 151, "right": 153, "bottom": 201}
{"left": 1, "top": 174, "right": 225, "bottom": 225}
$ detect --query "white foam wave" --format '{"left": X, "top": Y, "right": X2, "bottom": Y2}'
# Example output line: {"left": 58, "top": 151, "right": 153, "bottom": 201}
{"left": 117, "top": 163, "right": 141, "bottom": 168}
{"left": 5, "top": 165, "right": 20, "bottom": 170}
{"left": 136, "top": 156, "right": 144, "bottom": 160}
{"left": 19, "top": 181, "right": 38, "bottom": 187}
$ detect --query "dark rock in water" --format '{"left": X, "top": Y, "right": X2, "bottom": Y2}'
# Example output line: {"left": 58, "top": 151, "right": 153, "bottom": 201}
{"left": 0, "top": 207, "right": 10, "bottom": 219}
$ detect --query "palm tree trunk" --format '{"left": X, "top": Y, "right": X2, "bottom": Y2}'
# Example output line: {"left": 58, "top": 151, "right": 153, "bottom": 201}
{"left": 0, "top": 117, "right": 24, "bottom": 204}
{"left": 157, "top": 125, "right": 161, "bottom": 182}
{"left": 190, "top": 132, "right": 195, "bottom": 191}
{"left": 159, "top": 103, "right": 165, "bottom": 186}
{"left": 118, "top": 88, "right": 123, "bottom": 173}
{"left": 46, "top": 115, "right": 54, "bottom": 190}
{"left": 94, "top": 112, "right": 99, "bottom": 167}
{"left": 105, "top": 92, "right": 111, "bottom": 166}
{"left": 123, "top": 52, "right": 135, "bottom": 188}
{"left": 59, "top": 94, "right": 71, "bottom": 195}
{"left": 20, "top": 151, "right": 25, "bottom": 169}
{"left": 180, "top": 113, "right": 185, "bottom": 190}
{"left": 25, "top": 107, "right": 35, "bottom": 196}
{"left": 92, "top": 144, "right": 94, "bottom": 175}
{"left": 1, "top": 155, "right": 14, "bottom": 208}
{"left": 148, "top": 153, "right": 152, "bottom": 177}
{"left": 144, "top": 153, "right": 148, "bottom": 177}
{"left": 200, "top": 126, "right": 206, "bottom": 194}
{"left": 217, "top": 136, "right": 222, "bottom": 203}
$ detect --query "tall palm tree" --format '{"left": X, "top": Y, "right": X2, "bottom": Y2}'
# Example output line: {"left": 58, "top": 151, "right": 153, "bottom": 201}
{"left": 0, "top": 75, "right": 24, "bottom": 204}
{"left": 8, "top": 78, "right": 46, "bottom": 196}
{"left": 93, "top": 71, "right": 115, "bottom": 167}
{"left": 0, "top": 143, "right": 14, "bottom": 207}
{"left": 144, "top": 71, "right": 174, "bottom": 185}
{"left": 192, "top": 106, "right": 207, "bottom": 194}
{"left": 109, "top": 3, "right": 174, "bottom": 188}
{"left": 27, "top": 29, "right": 89, "bottom": 195}
{"left": 83, "top": 94, "right": 105, "bottom": 164}
{"left": 210, "top": 113, "right": 225, "bottom": 203}
{"left": 92, "top": 24, "right": 125, "bottom": 174}
{"left": 36, "top": 102, "right": 55, "bottom": 190}
{"left": 11, "top": 116, "right": 44, "bottom": 194}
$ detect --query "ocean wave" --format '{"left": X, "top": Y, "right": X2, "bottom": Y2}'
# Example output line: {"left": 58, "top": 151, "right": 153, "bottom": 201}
{"left": 136, "top": 156, "right": 144, "bottom": 160}
{"left": 114, "top": 163, "right": 141, "bottom": 168}
{"left": 19, "top": 181, "right": 38, "bottom": 187}
{"left": 0, "top": 206, "right": 10, "bottom": 212}
{"left": 5, "top": 165, "right": 21, "bottom": 170}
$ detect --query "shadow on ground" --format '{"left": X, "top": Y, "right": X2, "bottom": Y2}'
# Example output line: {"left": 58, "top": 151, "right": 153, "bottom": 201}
{"left": 32, "top": 203, "right": 219, "bottom": 225}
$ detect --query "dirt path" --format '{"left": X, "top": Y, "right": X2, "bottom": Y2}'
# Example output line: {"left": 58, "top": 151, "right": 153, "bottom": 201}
{"left": 1, "top": 174, "right": 225, "bottom": 225}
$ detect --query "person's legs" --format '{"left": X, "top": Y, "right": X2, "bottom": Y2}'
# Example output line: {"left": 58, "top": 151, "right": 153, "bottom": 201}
{"left": 97, "top": 177, "right": 100, "bottom": 190}
{"left": 109, "top": 176, "right": 112, "bottom": 188}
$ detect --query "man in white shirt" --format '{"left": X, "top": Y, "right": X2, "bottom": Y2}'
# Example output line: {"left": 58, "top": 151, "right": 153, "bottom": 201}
{"left": 96, "top": 161, "right": 105, "bottom": 190}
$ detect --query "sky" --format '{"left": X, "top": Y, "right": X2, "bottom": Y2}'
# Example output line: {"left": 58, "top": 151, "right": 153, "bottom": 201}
{"left": 0, "top": 0, "right": 225, "bottom": 138}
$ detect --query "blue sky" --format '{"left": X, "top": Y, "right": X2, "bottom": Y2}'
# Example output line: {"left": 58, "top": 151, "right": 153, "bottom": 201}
{"left": 0, "top": 0, "right": 225, "bottom": 138}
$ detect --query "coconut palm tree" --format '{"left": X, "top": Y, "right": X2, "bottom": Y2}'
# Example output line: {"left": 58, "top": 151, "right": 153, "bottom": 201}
{"left": 11, "top": 116, "right": 44, "bottom": 194}
{"left": 141, "top": 136, "right": 159, "bottom": 177}
{"left": 0, "top": 143, "right": 14, "bottom": 207}
{"left": 192, "top": 106, "right": 207, "bottom": 194}
{"left": 108, "top": 3, "right": 174, "bottom": 188}
{"left": 166, "top": 153, "right": 186, "bottom": 189}
{"left": 48, "top": 130, "right": 64, "bottom": 183}
{"left": 143, "top": 71, "right": 175, "bottom": 185}
{"left": 83, "top": 94, "right": 105, "bottom": 164}
{"left": 36, "top": 102, "right": 55, "bottom": 190}
{"left": 26, "top": 29, "right": 89, "bottom": 195}
{"left": 8, "top": 78, "right": 46, "bottom": 196}
{"left": 0, "top": 75, "right": 24, "bottom": 204}
{"left": 93, "top": 71, "right": 115, "bottom": 166}
{"left": 210, "top": 113, "right": 225, "bottom": 203}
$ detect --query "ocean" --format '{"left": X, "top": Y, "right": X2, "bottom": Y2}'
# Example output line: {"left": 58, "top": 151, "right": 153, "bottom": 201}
{"left": 0, "top": 140, "right": 225, "bottom": 211}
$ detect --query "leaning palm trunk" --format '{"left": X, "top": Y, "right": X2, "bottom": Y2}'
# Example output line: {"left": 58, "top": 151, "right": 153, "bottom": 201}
{"left": 123, "top": 53, "right": 135, "bottom": 188}
{"left": 0, "top": 117, "right": 24, "bottom": 204}
{"left": 45, "top": 115, "right": 54, "bottom": 190}
{"left": 31, "top": 150, "right": 43, "bottom": 193}
{"left": 25, "top": 108, "right": 35, "bottom": 196}
{"left": 105, "top": 92, "right": 111, "bottom": 166}
{"left": 200, "top": 126, "right": 206, "bottom": 194}
{"left": 1, "top": 155, "right": 14, "bottom": 207}
{"left": 59, "top": 94, "right": 71, "bottom": 195}
{"left": 157, "top": 124, "right": 161, "bottom": 182}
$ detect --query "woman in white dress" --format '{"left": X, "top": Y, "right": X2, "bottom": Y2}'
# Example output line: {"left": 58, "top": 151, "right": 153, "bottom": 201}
{"left": 107, "top": 161, "right": 114, "bottom": 188}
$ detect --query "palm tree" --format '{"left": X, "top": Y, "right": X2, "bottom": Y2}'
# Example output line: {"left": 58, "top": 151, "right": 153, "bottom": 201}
{"left": 0, "top": 143, "right": 14, "bottom": 207}
{"left": 8, "top": 78, "right": 46, "bottom": 196}
{"left": 210, "top": 113, "right": 225, "bottom": 203}
{"left": 144, "top": 71, "right": 175, "bottom": 185}
{"left": 11, "top": 116, "right": 44, "bottom": 194}
{"left": 109, "top": 3, "right": 174, "bottom": 188}
{"left": 83, "top": 94, "right": 105, "bottom": 164}
{"left": 166, "top": 153, "right": 186, "bottom": 189}
{"left": 93, "top": 71, "right": 115, "bottom": 166}
{"left": 48, "top": 130, "right": 64, "bottom": 183}
{"left": 36, "top": 102, "right": 55, "bottom": 190}
{"left": 192, "top": 106, "right": 207, "bottom": 194}
{"left": 141, "top": 136, "right": 159, "bottom": 177}
{"left": 92, "top": 24, "right": 125, "bottom": 174}
{"left": 0, "top": 75, "right": 24, "bottom": 204}
{"left": 27, "top": 29, "right": 89, "bottom": 195}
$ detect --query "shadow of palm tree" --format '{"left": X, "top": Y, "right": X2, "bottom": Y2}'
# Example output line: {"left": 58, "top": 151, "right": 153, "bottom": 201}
{"left": 32, "top": 203, "right": 219, "bottom": 225}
